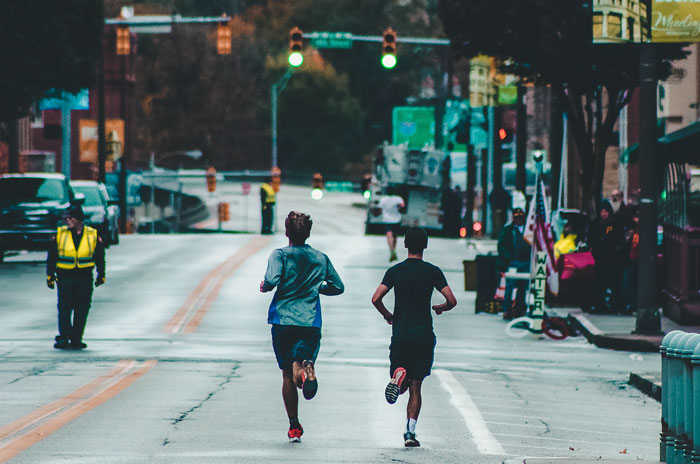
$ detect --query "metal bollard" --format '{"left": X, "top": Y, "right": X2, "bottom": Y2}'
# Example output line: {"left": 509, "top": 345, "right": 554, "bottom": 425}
{"left": 663, "top": 331, "right": 685, "bottom": 463}
{"left": 669, "top": 333, "right": 693, "bottom": 464}
{"left": 692, "top": 341, "right": 700, "bottom": 464}
{"left": 679, "top": 334, "right": 700, "bottom": 464}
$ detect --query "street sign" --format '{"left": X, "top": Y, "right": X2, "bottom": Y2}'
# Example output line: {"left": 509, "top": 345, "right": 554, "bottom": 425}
{"left": 40, "top": 89, "right": 90, "bottom": 110}
{"left": 498, "top": 86, "right": 518, "bottom": 106}
{"left": 324, "top": 181, "right": 354, "bottom": 192}
{"left": 242, "top": 182, "right": 251, "bottom": 196}
{"left": 309, "top": 32, "right": 352, "bottom": 49}
{"left": 392, "top": 107, "right": 435, "bottom": 149}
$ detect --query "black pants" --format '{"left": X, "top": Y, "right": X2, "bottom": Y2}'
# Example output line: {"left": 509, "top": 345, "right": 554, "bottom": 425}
{"left": 56, "top": 274, "right": 94, "bottom": 341}
{"left": 261, "top": 204, "right": 274, "bottom": 234}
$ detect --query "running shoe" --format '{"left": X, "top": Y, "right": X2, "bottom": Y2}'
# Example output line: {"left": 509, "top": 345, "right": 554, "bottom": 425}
{"left": 389, "top": 251, "right": 398, "bottom": 262}
{"left": 385, "top": 367, "right": 406, "bottom": 404}
{"left": 301, "top": 360, "right": 318, "bottom": 400}
{"left": 404, "top": 431, "right": 420, "bottom": 447}
{"left": 288, "top": 423, "right": 303, "bottom": 442}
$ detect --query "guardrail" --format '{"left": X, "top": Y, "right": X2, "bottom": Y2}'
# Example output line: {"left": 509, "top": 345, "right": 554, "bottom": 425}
{"left": 660, "top": 331, "right": 700, "bottom": 463}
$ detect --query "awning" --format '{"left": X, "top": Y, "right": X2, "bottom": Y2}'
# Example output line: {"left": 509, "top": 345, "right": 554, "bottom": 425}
{"left": 623, "top": 120, "right": 700, "bottom": 164}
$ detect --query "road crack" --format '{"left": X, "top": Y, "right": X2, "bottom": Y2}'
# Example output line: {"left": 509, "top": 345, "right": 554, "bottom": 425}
{"left": 170, "top": 364, "right": 240, "bottom": 426}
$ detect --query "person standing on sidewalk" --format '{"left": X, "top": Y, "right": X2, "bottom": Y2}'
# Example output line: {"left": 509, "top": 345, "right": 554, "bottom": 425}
{"left": 46, "top": 205, "right": 105, "bottom": 350}
{"left": 589, "top": 200, "right": 625, "bottom": 313}
{"left": 371, "top": 226, "right": 457, "bottom": 447}
{"left": 378, "top": 191, "right": 406, "bottom": 262}
{"left": 260, "top": 177, "right": 276, "bottom": 234}
{"left": 260, "top": 211, "right": 344, "bottom": 443}
{"left": 496, "top": 207, "right": 531, "bottom": 320}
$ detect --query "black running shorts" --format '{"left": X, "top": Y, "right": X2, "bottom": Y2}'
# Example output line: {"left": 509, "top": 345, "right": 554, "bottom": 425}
{"left": 271, "top": 324, "right": 321, "bottom": 370}
{"left": 389, "top": 334, "right": 436, "bottom": 380}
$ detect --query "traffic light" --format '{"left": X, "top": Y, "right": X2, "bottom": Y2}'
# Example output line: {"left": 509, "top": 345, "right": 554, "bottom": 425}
{"left": 311, "top": 173, "right": 323, "bottom": 200}
{"left": 217, "top": 202, "right": 230, "bottom": 222}
{"left": 381, "top": 27, "right": 397, "bottom": 69}
{"left": 288, "top": 27, "right": 304, "bottom": 67}
{"left": 217, "top": 15, "right": 232, "bottom": 55}
{"left": 361, "top": 174, "right": 372, "bottom": 200}
{"left": 206, "top": 166, "right": 217, "bottom": 192}
{"left": 116, "top": 26, "right": 130, "bottom": 55}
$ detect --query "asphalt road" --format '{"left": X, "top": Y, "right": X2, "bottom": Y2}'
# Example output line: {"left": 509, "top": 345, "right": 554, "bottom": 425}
{"left": 0, "top": 185, "right": 662, "bottom": 463}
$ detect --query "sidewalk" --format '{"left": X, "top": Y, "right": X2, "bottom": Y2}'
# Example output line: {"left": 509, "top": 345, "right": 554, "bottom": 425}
{"left": 503, "top": 459, "right": 662, "bottom": 464}
{"left": 551, "top": 307, "right": 700, "bottom": 402}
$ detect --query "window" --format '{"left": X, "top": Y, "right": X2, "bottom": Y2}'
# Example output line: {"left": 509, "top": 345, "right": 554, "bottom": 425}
{"left": 593, "top": 13, "right": 604, "bottom": 38}
{"left": 627, "top": 17, "right": 636, "bottom": 41}
{"left": 608, "top": 13, "right": 622, "bottom": 39}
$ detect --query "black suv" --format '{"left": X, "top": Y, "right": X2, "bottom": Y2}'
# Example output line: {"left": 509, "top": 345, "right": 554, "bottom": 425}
{"left": 0, "top": 173, "right": 76, "bottom": 261}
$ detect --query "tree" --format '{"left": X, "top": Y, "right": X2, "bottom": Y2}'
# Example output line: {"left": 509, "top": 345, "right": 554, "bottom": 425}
{"left": 438, "top": 0, "right": 687, "bottom": 212}
{"left": 0, "top": 0, "right": 103, "bottom": 122}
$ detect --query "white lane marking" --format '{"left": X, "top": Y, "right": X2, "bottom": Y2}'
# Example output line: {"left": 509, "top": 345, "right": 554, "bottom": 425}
{"left": 436, "top": 369, "right": 506, "bottom": 455}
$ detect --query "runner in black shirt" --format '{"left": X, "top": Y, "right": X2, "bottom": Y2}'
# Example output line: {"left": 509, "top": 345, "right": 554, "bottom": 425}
{"left": 371, "top": 227, "right": 457, "bottom": 447}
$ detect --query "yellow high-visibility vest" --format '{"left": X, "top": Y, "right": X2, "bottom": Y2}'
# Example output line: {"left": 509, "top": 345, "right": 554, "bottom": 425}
{"left": 261, "top": 182, "right": 276, "bottom": 204}
{"left": 56, "top": 226, "right": 98, "bottom": 269}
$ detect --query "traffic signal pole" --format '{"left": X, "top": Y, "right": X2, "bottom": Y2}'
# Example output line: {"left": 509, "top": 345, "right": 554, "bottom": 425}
{"left": 271, "top": 68, "right": 293, "bottom": 170}
{"left": 635, "top": 44, "right": 662, "bottom": 335}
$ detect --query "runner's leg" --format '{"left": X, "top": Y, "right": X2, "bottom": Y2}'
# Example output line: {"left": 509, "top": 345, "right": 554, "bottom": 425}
{"left": 282, "top": 368, "right": 298, "bottom": 418}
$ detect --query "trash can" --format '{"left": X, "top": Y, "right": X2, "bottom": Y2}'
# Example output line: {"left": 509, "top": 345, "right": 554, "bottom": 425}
{"left": 463, "top": 259, "right": 477, "bottom": 291}
{"left": 475, "top": 254, "right": 500, "bottom": 314}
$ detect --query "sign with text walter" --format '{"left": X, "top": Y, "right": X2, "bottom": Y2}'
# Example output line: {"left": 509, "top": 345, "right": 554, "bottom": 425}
{"left": 652, "top": 0, "right": 700, "bottom": 42}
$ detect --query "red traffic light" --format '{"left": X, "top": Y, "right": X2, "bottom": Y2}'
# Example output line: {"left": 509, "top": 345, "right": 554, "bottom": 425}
{"left": 498, "top": 128, "right": 508, "bottom": 141}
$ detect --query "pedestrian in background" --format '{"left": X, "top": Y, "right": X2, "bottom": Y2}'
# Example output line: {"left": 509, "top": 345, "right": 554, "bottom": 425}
{"left": 378, "top": 190, "right": 406, "bottom": 262}
{"left": 46, "top": 206, "right": 105, "bottom": 350}
{"left": 260, "top": 176, "right": 276, "bottom": 234}
{"left": 371, "top": 226, "right": 457, "bottom": 447}
{"left": 554, "top": 222, "right": 578, "bottom": 260}
{"left": 610, "top": 189, "right": 626, "bottom": 219}
{"left": 260, "top": 211, "right": 344, "bottom": 443}
{"left": 496, "top": 207, "right": 531, "bottom": 320}
{"left": 588, "top": 200, "right": 624, "bottom": 313}
{"left": 622, "top": 205, "right": 640, "bottom": 314}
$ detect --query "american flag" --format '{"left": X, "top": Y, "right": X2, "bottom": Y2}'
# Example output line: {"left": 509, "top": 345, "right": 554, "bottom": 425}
{"left": 523, "top": 177, "right": 559, "bottom": 296}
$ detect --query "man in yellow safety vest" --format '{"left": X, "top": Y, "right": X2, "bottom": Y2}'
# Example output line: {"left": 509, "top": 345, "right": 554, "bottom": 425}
{"left": 46, "top": 205, "right": 106, "bottom": 349}
{"left": 260, "top": 177, "right": 276, "bottom": 234}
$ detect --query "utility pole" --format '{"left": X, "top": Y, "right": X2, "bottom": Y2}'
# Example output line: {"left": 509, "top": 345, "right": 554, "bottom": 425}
{"left": 635, "top": 44, "right": 662, "bottom": 335}
{"left": 515, "top": 83, "right": 527, "bottom": 194}
{"left": 271, "top": 68, "right": 293, "bottom": 170}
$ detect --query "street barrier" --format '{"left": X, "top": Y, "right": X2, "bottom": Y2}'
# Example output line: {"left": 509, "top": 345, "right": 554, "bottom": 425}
{"left": 660, "top": 330, "right": 700, "bottom": 463}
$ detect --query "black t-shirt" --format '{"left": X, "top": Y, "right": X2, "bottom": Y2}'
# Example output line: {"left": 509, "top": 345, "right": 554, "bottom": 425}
{"left": 381, "top": 258, "right": 449, "bottom": 339}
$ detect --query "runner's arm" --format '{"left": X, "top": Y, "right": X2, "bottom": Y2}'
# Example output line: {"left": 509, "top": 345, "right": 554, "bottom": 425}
{"left": 260, "top": 251, "right": 282, "bottom": 293}
{"left": 432, "top": 285, "right": 457, "bottom": 315}
{"left": 320, "top": 258, "right": 344, "bottom": 295}
{"left": 371, "top": 284, "right": 393, "bottom": 324}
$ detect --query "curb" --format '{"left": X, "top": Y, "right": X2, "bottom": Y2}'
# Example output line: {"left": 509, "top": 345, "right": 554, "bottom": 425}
{"left": 566, "top": 313, "right": 662, "bottom": 352}
{"left": 629, "top": 373, "right": 662, "bottom": 402}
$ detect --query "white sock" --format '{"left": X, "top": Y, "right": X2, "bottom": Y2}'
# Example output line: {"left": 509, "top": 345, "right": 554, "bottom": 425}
{"left": 407, "top": 418, "right": 417, "bottom": 433}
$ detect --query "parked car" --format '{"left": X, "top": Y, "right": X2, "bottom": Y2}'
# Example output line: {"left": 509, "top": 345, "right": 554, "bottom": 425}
{"left": 70, "top": 180, "right": 120, "bottom": 246}
{"left": 0, "top": 173, "right": 76, "bottom": 262}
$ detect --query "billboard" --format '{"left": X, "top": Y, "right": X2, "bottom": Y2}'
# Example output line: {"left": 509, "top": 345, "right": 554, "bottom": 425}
{"left": 79, "top": 119, "right": 124, "bottom": 163}
{"left": 593, "top": 0, "right": 700, "bottom": 43}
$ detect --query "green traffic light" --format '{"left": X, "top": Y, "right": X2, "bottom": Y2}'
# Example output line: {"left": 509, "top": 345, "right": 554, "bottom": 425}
{"left": 288, "top": 51, "right": 303, "bottom": 67}
{"left": 381, "top": 54, "right": 397, "bottom": 69}
{"left": 363, "top": 190, "right": 371, "bottom": 200}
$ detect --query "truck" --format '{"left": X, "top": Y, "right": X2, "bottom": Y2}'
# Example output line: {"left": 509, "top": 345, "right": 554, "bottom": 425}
{"left": 365, "top": 142, "right": 449, "bottom": 235}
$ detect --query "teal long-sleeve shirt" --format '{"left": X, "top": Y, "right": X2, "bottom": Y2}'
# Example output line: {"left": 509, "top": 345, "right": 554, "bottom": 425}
{"left": 262, "top": 244, "right": 344, "bottom": 328}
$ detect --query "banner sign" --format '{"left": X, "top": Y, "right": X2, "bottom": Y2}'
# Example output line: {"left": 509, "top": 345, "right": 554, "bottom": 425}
{"left": 652, "top": 0, "right": 700, "bottom": 42}
{"left": 79, "top": 119, "right": 124, "bottom": 163}
{"left": 593, "top": 0, "right": 700, "bottom": 43}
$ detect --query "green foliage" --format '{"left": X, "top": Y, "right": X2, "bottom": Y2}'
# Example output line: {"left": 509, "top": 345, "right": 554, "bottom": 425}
{"left": 0, "top": 0, "right": 103, "bottom": 122}
{"left": 129, "top": 0, "right": 451, "bottom": 174}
